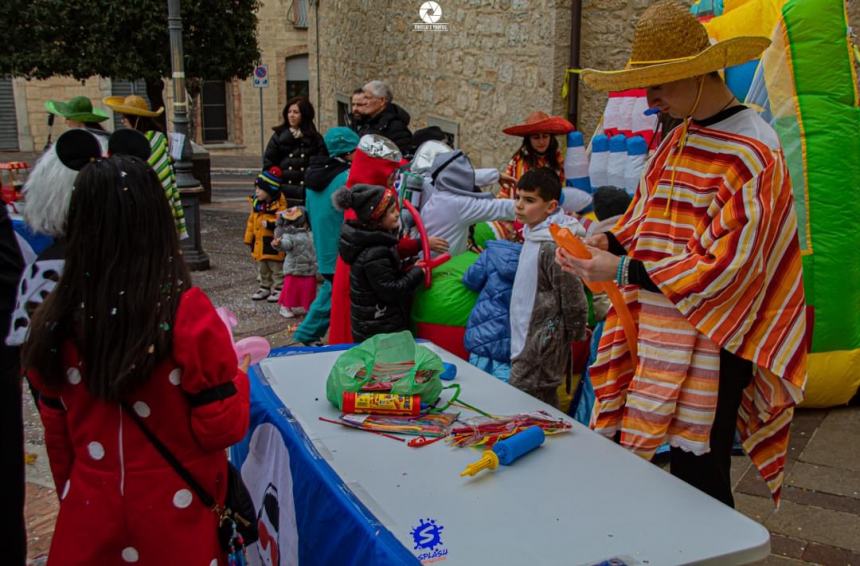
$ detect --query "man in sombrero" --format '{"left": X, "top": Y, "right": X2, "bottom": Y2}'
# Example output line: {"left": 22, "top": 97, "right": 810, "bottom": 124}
{"left": 557, "top": 0, "right": 806, "bottom": 507}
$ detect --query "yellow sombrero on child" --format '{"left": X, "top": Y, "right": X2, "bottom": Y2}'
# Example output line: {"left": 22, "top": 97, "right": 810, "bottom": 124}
{"left": 579, "top": 0, "right": 770, "bottom": 92}
{"left": 102, "top": 95, "right": 164, "bottom": 117}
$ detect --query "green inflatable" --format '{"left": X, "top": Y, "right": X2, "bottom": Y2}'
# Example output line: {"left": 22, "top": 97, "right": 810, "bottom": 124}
{"left": 747, "top": 0, "right": 860, "bottom": 406}
{"left": 412, "top": 251, "right": 479, "bottom": 328}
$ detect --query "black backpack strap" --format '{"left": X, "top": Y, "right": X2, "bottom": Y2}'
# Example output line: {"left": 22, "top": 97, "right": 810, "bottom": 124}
{"left": 121, "top": 402, "right": 216, "bottom": 509}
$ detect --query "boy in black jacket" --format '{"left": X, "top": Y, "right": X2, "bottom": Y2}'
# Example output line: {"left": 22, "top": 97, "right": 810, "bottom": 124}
{"left": 335, "top": 184, "right": 423, "bottom": 342}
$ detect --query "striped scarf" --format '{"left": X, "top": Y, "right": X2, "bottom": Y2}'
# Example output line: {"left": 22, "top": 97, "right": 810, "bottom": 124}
{"left": 145, "top": 131, "right": 189, "bottom": 240}
{"left": 592, "top": 117, "right": 807, "bottom": 504}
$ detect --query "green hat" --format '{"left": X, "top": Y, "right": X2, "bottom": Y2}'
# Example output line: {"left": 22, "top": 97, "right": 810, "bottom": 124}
{"left": 323, "top": 127, "right": 360, "bottom": 157}
{"left": 44, "top": 96, "right": 109, "bottom": 123}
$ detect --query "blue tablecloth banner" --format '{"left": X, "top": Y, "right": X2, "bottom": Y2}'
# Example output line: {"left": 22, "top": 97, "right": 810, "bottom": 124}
{"left": 230, "top": 345, "right": 420, "bottom": 566}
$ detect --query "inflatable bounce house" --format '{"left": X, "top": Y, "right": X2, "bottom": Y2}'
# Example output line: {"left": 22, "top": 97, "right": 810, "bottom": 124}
{"left": 692, "top": 0, "right": 860, "bottom": 406}
{"left": 733, "top": 0, "right": 860, "bottom": 406}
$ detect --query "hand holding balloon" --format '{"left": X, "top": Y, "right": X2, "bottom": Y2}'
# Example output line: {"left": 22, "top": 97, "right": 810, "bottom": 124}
{"left": 216, "top": 307, "right": 271, "bottom": 366}
{"left": 550, "top": 224, "right": 639, "bottom": 366}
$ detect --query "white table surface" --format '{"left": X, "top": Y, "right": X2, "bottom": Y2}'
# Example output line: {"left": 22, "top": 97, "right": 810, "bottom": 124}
{"left": 258, "top": 344, "right": 770, "bottom": 566}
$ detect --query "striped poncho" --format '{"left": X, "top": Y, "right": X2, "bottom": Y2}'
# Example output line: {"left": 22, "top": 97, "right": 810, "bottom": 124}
{"left": 146, "top": 131, "right": 189, "bottom": 240}
{"left": 591, "top": 108, "right": 807, "bottom": 504}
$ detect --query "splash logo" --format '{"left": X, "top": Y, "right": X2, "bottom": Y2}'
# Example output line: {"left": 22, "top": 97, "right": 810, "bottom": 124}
{"left": 413, "top": 2, "right": 449, "bottom": 32}
{"left": 410, "top": 518, "right": 448, "bottom": 563}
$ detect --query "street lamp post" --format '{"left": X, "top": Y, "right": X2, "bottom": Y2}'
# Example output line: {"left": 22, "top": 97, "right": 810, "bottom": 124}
{"left": 167, "top": 0, "right": 210, "bottom": 270}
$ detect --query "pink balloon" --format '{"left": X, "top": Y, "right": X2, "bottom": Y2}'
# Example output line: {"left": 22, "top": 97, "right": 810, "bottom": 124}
{"left": 236, "top": 337, "right": 271, "bottom": 366}
{"left": 215, "top": 306, "right": 270, "bottom": 365}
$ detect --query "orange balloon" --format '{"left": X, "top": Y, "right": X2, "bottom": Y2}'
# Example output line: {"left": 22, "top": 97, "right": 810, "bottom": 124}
{"left": 550, "top": 224, "right": 639, "bottom": 367}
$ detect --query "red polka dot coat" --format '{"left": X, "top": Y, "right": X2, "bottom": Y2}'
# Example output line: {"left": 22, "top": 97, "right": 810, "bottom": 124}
{"left": 29, "top": 288, "right": 250, "bottom": 565}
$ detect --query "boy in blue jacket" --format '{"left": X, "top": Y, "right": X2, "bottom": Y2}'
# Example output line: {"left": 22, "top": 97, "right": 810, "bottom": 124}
{"left": 462, "top": 239, "right": 522, "bottom": 381}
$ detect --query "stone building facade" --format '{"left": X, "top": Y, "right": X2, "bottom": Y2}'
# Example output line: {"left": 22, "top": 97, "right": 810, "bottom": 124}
{"left": 4, "top": 0, "right": 859, "bottom": 163}
{"left": 309, "top": 0, "right": 576, "bottom": 170}
{"left": 2, "top": 0, "right": 310, "bottom": 157}
{"left": 309, "top": 0, "right": 860, "bottom": 171}
{"left": 307, "top": 0, "right": 660, "bottom": 170}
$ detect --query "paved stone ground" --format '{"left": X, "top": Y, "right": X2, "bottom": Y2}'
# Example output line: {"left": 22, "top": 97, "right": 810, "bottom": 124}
{"left": 22, "top": 205, "right": 860, "bottom": 564}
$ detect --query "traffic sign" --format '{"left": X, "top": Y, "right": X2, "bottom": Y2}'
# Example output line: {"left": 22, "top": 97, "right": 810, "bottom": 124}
{"left": 253, "top": 64, "right": 269, "bottom": 88}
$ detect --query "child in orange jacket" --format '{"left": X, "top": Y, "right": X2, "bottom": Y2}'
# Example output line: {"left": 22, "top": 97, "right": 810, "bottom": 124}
{"left": 244, "top": 167, "right": 288, "bottom": 301}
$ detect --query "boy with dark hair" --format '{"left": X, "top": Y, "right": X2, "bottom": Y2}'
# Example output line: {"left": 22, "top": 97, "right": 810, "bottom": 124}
{"left": 508, "top": 167, "right": 588, "bottom": 406}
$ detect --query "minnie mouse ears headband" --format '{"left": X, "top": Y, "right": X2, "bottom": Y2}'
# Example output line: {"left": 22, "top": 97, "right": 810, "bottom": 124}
{"left": 55, "top": 128, "right": 151, "bottom": 171}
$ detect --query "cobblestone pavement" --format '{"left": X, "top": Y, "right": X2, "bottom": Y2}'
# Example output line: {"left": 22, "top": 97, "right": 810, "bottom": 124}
{"left": 22, "top": 205, "right": 860, "bottom": 564}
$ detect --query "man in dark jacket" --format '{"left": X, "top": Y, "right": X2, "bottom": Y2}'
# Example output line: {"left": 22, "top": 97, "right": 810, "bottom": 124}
{"left": 357, "top": 80, "right": 414, "bottom": 154}
{"left": 346, "top": 88, "right": 367, "bottom": 132}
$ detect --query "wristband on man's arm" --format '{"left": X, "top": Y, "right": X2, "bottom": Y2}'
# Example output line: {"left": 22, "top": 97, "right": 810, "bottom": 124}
{"left": 605, "top": 232, "right": 627, "bottom": 256}
{"left": 627, "top": 259, "right": 660, "bottom": 292}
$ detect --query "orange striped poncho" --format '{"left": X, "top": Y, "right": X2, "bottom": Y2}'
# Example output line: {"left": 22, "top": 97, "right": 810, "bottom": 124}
{"left": 591, "top": 108, "right": 807, "bottom": 504}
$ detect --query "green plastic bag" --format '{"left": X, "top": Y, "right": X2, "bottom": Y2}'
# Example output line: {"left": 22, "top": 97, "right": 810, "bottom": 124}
{"left": 326, "top": 331, "right": 444, "bottom": 410}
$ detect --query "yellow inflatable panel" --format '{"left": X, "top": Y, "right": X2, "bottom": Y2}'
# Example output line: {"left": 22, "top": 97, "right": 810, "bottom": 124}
{"left": 724, "top": 0, "right": 756, "bottom": 11}
{"left": 800, "top": 349, "right": 860, "bottom": 408}
{"left": 704, "top": 0, "right": 787, "bottom": 41}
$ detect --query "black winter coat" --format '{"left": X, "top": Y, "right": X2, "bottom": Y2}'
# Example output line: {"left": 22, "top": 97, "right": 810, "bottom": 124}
{"left": 356, "top": 103, "right": 414, "bottom": 155}
{"left": 304, "top": 155, "right": 350, "bottom": 193}
{"left": 263, "top": 129, "right": 327, "bottom": 205}
{"left": 338, "top": 222, "right": 423, "bottom": 342}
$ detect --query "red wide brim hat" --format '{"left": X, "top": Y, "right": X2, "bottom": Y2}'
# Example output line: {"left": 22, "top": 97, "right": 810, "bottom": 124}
{"left": 503, "top": 111, "right": 575, "bottom": 137}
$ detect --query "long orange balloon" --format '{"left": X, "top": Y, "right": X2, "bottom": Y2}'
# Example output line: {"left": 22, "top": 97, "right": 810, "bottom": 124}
{"left": 550, "top": 224, "right": 639, "bottom": 367}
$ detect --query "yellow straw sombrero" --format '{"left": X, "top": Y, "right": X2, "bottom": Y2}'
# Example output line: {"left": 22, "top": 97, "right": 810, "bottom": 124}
{"left": 580, "top": 0, "right": 770, "bottom": 92}
{"left": 103, "top": 95, "right": 164, "bottom": 117}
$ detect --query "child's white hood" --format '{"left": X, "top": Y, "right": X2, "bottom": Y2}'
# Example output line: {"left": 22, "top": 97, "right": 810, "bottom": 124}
{"left": 510, "top": 211, "right": 585, "bottom": 359}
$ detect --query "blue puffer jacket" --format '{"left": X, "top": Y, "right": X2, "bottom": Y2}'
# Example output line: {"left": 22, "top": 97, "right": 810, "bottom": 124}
{"left": 462, "top": 239, "right": 522, "bottom": 363}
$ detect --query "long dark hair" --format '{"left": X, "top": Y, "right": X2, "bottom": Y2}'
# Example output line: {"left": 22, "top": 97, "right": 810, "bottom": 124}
{"left": 23, "top": 155, "right": 191, "bottom": 401}
{"left": 273, "top": 96, "right": 320, "bottom": 139}
{"left": 124, "top": 114, "right": 163, "bottom": 133}
{"left": 519, "top": 135, "right": 562, "bottom": 173}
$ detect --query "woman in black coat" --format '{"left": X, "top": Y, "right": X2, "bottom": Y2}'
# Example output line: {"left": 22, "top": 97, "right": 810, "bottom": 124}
{"left": 263, "top": 96, "right": 327, "bottom": 206}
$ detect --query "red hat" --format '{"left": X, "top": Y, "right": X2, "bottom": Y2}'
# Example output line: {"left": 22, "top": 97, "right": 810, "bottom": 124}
{"left": 346, "top": 149, "right": 403, "bottom": 188}
{"left": 502, "top": 111, "right": 575, "bottom": 137}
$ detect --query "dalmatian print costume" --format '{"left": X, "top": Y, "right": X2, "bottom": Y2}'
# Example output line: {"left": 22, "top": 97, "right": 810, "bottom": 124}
{"left": 6, "top": 241, "right": 63, "bottom": 346}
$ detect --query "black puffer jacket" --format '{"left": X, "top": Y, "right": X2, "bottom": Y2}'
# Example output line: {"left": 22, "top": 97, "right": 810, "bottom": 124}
{"left": 338, "top": 222, "right": 423, "bottom": 342}
{"left": 304, "top": 155, "right": 350, "bottom": 192}
{"left": 263, "top": 129, "right": 327, "bottom": 205}
{"left": 356, "top": 103, "right": 413, "bottom": 155}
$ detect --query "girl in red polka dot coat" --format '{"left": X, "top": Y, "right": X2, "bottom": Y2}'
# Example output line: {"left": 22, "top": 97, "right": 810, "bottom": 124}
{"left": 23, "top": 134, "right": 250, "bottom": 566}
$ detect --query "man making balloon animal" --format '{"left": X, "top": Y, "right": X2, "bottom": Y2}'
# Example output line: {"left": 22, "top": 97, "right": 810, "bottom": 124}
{"left": 556, "top": 0, "right": 807, "bottom": 508}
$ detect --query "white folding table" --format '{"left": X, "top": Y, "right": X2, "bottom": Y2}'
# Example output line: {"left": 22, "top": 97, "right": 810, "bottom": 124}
{"left": 245, "top": 343, "right": 770, "bottom": 565}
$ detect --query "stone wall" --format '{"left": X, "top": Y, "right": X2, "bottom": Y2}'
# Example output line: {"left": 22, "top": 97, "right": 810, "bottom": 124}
{"left": 310, "top": 0, "right": 574, "bottom": 170}
{"left": 8, "top": 0, "right": 860, "bottom": 157}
